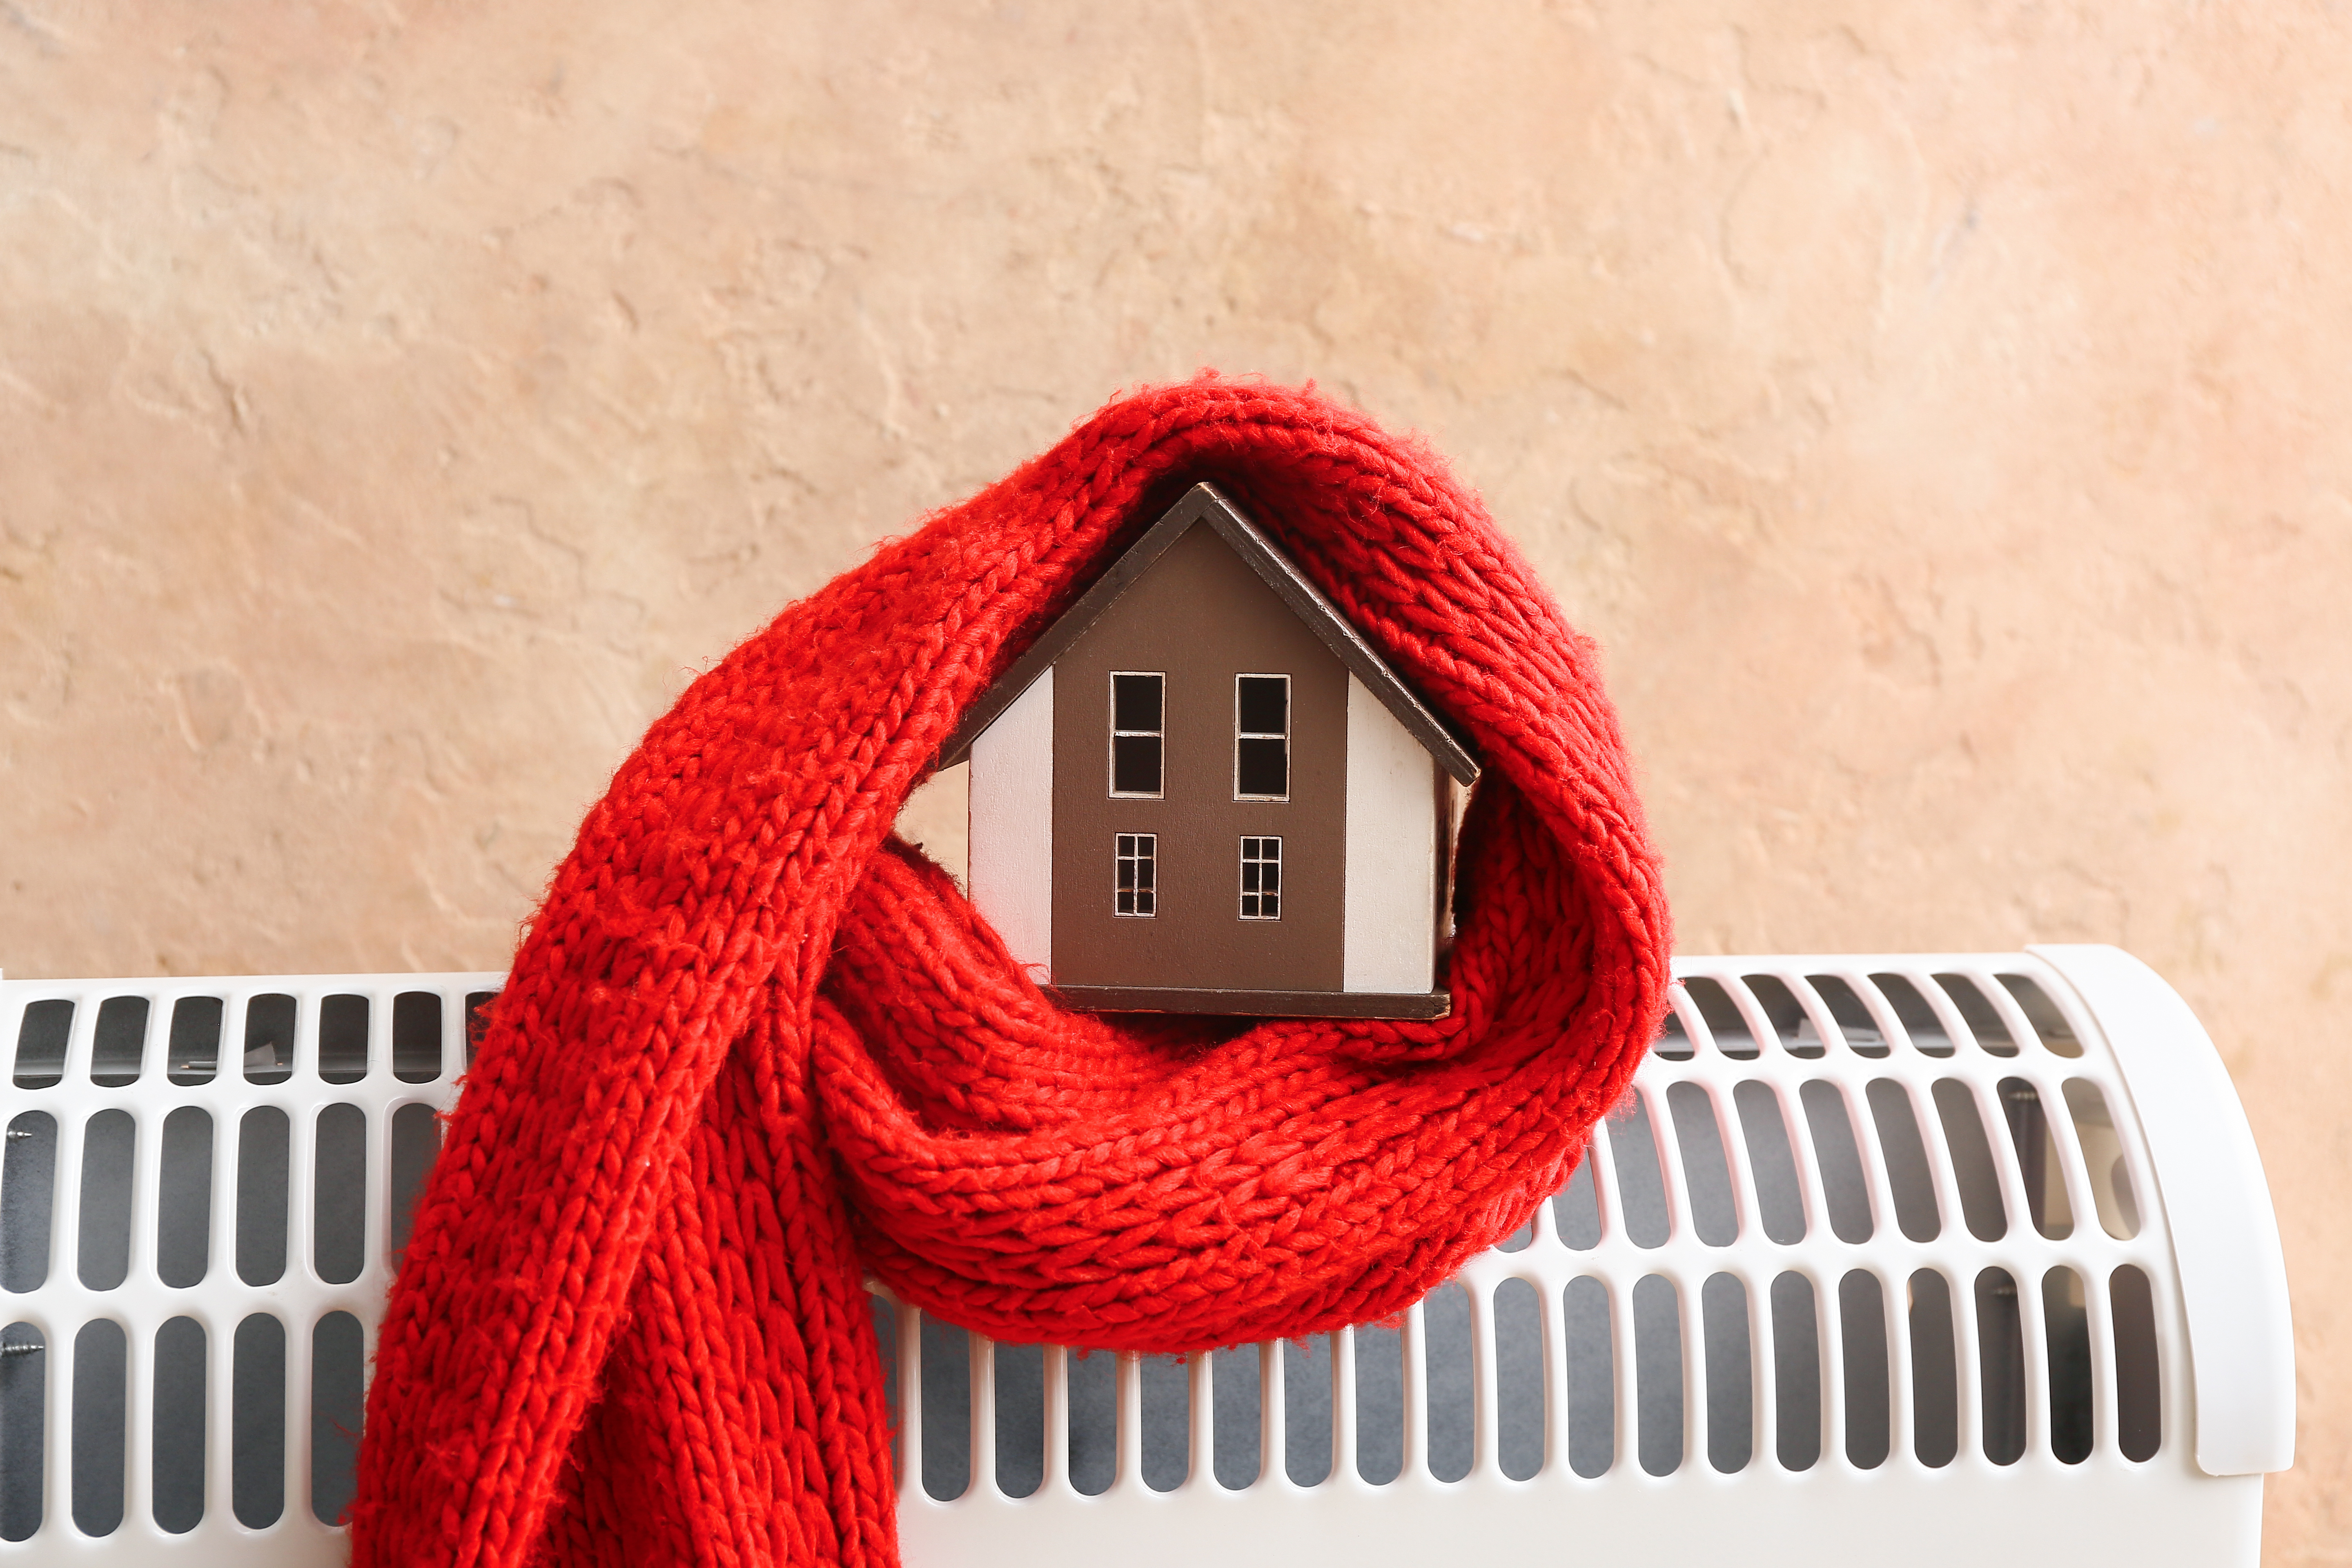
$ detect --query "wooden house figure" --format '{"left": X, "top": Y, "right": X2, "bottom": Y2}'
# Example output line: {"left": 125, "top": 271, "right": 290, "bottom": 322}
{"left": 939, "top": 483, "right": 1481, "bottom": 1019}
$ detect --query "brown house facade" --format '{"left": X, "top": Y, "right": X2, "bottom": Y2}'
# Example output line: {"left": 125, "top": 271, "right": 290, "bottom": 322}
{"left": 941, "top": 484, "right": 1479, "bottom": 1019}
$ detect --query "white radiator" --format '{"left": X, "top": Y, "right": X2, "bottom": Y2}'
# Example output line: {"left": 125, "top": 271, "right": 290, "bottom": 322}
{"left": 0, "top": 946, "right": 2293, "bottom": 1565}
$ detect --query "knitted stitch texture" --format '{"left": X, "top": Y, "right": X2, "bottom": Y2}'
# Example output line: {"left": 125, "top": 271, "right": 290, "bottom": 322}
{"left": 348, "top": 376, "right": 1673, "bottom": 1568}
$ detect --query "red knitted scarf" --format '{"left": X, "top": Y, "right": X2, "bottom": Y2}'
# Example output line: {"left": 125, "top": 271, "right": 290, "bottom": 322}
{"left": 349, "top": 378, "right": 1672, "bottom": 1568}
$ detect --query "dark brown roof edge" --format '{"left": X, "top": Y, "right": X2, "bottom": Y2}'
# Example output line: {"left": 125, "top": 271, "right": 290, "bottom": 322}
{"left": 933, "top": 484, "right": 1223, "bottom": 770}
{"left": 1188, "top": 483, "right": 1481, "bottom": 784}
{"left": 935, "top": 482, "right": 1481, "bottom": 784}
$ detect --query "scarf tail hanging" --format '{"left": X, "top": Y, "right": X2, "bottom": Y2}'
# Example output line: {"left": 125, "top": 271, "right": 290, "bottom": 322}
{"left": 348, "top": 377, "right": 1673, "bottom": 1568}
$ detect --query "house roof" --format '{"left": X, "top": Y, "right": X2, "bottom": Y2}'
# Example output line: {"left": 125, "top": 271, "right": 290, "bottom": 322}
{"left": 937, "top": 482, "right": 1481, "bottom": 784}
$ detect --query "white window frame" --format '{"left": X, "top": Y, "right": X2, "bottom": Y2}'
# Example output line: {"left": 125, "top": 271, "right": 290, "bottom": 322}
{"left": 1239, "top": 835, "right": 1282, "bottom": 920}
{"left": 1109, "top": 671, "right": 1165, "bottom": 799}
{"left": 1233, "top": 672, "right": 1290, "bottom": 802}
{"left": 1115, "top": 833, "right": 1158, "bottom": 917}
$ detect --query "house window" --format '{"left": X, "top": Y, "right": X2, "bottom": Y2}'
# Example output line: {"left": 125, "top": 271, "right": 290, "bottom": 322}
{"left": 1234, "top": 674, "right": 1289, "bottom": 800}
{"left": 1116, "top": 833, "right": 1157, "bottom": 916}
{"left": 1239, "top": 836, "right": 1281, "bottom": 920}
{"left": 1110, "top": 672, "right": 1164, "bottom": 796}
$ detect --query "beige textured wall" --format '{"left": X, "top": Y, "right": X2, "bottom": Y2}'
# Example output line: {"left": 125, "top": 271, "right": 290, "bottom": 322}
{"left": 2, "top": 1, "right": 2345, "bottom": 1555}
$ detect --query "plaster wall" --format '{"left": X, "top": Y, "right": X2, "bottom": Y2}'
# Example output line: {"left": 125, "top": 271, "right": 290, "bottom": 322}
{"left": 0, "top": 4, "right": 2345, "bottom": 1557}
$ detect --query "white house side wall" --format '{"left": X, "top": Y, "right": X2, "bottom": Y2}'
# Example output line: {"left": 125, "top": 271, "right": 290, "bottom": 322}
{"left": 969, "top": 668, "right": 1054, "bottom": 980}
{"left": 1343, "top": 673, "right": 1438, "bottom": 994}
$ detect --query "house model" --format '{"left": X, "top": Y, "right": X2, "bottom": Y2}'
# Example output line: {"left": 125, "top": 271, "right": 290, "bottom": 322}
{"left": 938, "top": 483, "right": 1481, "bottom": 1019}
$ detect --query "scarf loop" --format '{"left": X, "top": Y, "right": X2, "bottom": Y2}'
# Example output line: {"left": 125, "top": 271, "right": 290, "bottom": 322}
{"left": 350, "top": 378, "right": 1672, "bottom": 1568}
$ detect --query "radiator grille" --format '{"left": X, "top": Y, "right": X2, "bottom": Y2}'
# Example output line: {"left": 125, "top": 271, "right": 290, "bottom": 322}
{"left": 0, "top": 956, "right": 2250, "bottom": 1564}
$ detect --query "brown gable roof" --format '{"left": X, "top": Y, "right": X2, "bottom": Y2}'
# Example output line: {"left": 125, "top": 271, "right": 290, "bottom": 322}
{"left": 937, "top": 482, "right": 1481, "bottom": 784}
